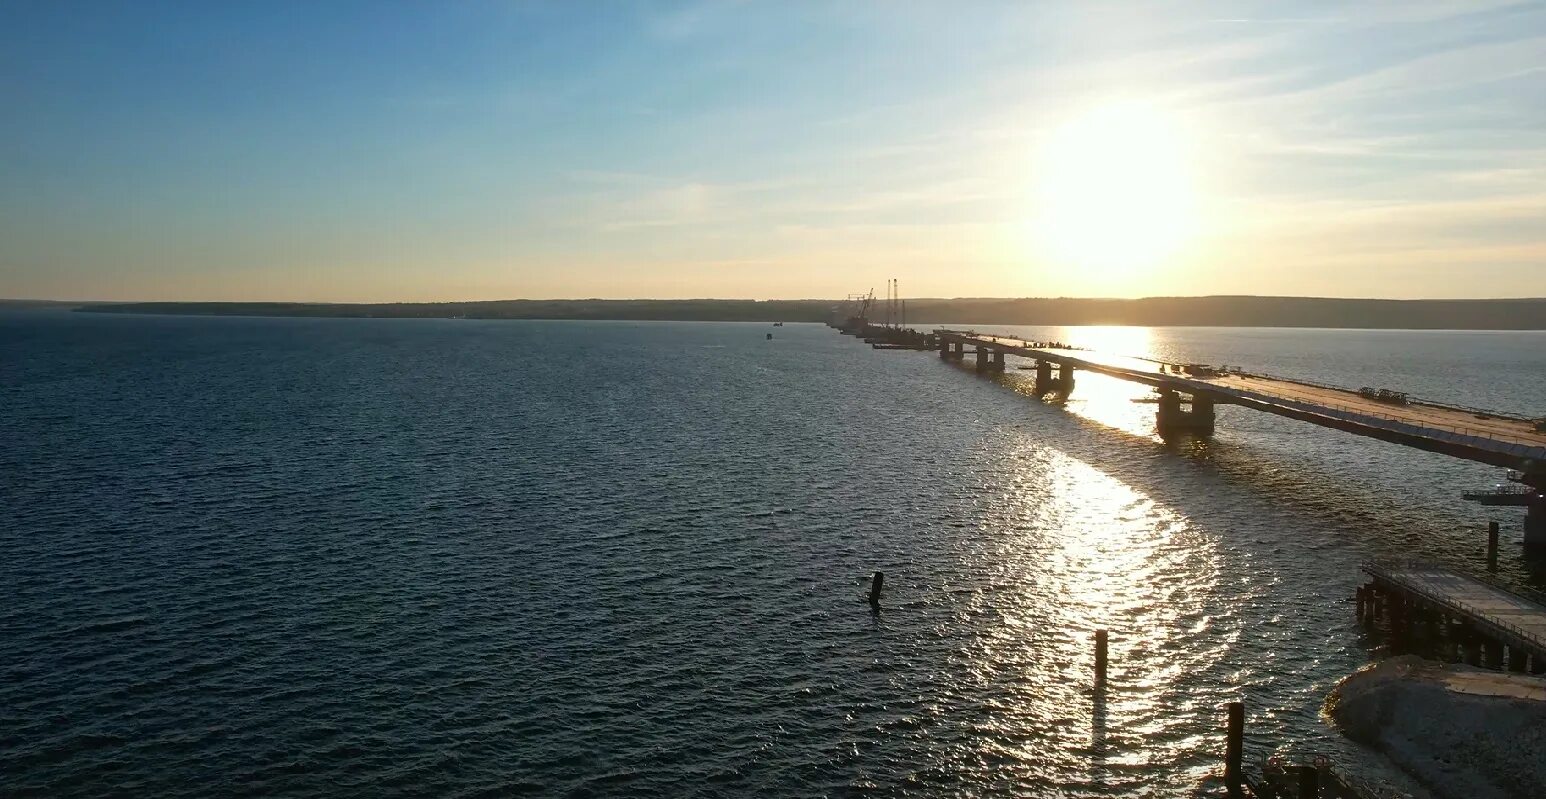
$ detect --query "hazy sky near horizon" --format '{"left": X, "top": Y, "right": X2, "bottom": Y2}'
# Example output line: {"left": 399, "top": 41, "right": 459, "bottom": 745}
{"left": 3, "top": 1, "right": 1545, "bottom": 302}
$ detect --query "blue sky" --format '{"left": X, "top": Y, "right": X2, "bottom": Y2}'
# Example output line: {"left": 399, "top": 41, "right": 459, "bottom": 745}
{"left": 3, "top": 1, "right": 1545, "bottom": 301}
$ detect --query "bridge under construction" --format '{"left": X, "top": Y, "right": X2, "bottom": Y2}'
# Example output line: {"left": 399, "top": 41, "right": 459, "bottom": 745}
{"left": 835, "top": 319, "right": 1546, "bottom": 546}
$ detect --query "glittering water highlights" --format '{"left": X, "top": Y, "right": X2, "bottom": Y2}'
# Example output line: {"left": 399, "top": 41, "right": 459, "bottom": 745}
{"left": 2, "top": 312, "right": 1543, "bottom": 797}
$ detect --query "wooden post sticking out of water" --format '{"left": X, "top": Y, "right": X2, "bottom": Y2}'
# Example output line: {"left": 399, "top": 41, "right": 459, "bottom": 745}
{"left": 1487, "top": 521, "right": 1500, "bottom": 572}
{"left": 1225, "top": 702, "right": 1244, "bottom": 791}
{"left": 868, "top": 571, "right": 884, "bottom": 606}
{"left": 1094, "top": 630, "right": 1108, "bottom": 683}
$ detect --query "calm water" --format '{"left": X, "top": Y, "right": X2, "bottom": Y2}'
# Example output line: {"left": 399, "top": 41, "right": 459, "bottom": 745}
{"left": 3, "top": 311, "right": 1544, "bottom": 797}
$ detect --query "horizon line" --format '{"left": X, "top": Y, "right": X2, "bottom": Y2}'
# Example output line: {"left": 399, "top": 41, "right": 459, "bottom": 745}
{"left": 9, "top": 294, "right": 1546, "bottom": 306}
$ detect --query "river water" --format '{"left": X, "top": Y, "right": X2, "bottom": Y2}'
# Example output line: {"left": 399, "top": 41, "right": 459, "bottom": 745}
{"left": 3, "top": 311, "right": 1544, "bottom": 797}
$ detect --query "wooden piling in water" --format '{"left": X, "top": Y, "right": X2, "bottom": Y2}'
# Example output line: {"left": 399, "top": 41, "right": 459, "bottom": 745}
{"left": 1487, "top": 521, "right": 1500, "bottom": 573}
{"left": 868, "top": 571, "right": 883, "bottom": 606}
{"left": 1224, "top": 702, "right": 1244, "bottom": 790}
{"left": 1094, "top": 630, "right": 1108, "bottom": 682}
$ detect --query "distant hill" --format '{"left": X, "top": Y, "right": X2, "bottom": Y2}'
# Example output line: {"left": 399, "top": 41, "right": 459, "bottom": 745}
{"left": 66, "top": 296, "right": 1546, "bottom": 329}
{"left": 0, "top": 299, "right": 101, "bottom": 309}
{"left": 76, "top": 299, "right": 837, "bottom": 323}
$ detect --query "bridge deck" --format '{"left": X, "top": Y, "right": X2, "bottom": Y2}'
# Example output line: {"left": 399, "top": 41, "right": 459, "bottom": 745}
{"left": 1364, "top": 563, "right": 1546, "bottom": 655}
{"left": 938, "top": 330, "right": 1546, "bottom": 471}
{"left": 1202, "top": 373, "right": 1546, "bottom": 447}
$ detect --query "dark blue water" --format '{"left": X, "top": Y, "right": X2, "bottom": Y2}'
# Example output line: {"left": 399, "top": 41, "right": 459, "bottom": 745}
{"left": 4, "top": 311, "right": 1543, "bottom": 797}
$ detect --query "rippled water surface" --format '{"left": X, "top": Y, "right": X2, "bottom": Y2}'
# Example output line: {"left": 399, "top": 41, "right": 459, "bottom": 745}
{"left": 4, "top": 312, "right": 1545, "bottom": 797}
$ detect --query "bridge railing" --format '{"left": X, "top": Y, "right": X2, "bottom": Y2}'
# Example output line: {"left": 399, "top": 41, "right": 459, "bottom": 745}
{"left": 1362, "top": 560, "right": 1546, "bottom": 650}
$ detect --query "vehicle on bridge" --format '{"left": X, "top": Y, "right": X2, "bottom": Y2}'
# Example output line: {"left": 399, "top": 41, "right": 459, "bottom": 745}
{"left": 1358, "top": 386, "right": 1410, "bottom": 405}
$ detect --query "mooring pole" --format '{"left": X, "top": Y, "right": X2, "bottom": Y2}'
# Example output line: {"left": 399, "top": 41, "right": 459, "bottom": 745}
{"left": 1487, "top": 521, "right": 1500, "bottom": 573}
{"left": 1225, "top": 702, "right": 1244, "bottom": 791}
{"left": 868, "top": 571, "right": 884, "bottom": 606}
{"left": 1095, "top": 630, "right": 1108, "bottom": 683}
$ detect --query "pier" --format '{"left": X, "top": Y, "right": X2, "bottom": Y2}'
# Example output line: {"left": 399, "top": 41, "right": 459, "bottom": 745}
{"left": 1359, "top": 561, "right": 1546, "bottom": 673}
{"left": 928, "top": 329, "right": 1546, "bottom": 545}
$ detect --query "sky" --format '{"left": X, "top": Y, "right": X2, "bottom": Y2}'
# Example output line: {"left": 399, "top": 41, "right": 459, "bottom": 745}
{"left": 2, "top": 1, "right": 1545, "bottom": 302}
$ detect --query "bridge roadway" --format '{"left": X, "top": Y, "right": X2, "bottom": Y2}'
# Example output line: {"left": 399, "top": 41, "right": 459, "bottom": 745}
{"left": 935, "top": 330, "right": 1546, "bottom": 475}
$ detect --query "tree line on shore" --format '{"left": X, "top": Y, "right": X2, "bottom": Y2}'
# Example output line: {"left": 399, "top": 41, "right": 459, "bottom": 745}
{"left": 64, "top": 295, "right": 1546, "bottom": 329}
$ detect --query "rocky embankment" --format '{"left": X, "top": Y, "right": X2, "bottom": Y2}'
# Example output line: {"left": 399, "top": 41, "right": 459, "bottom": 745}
{"left": 1328, "top": 656, "right": 1546, "bottom": 799}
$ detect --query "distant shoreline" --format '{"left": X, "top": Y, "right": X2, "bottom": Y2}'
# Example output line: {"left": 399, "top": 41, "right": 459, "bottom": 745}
{"left": 41, "top": 296, "right": 1546, "bottom": 330}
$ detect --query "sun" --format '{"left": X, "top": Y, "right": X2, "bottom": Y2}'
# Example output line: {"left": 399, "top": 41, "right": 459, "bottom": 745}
{"left": 1029, "top": 100, "right": 1200, "bottom": 282}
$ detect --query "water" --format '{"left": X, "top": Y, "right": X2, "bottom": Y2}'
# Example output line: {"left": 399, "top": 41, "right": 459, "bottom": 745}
{"left": 3, "top": 311, "right": 1544, "bottom": 797}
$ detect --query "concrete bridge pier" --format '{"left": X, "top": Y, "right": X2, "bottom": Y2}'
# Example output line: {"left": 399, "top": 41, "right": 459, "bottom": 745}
{"left": 1482, "top": 639, "right": 1502, "bottom": 670}
{"left": 949, "top": 341, "right": 964, "bottom": 361}
{"left": 974, "top": 348, "right": 989, "bottom": 372}
{"left": 1056, "top": 364, "right": 1075, "bottom": 396}
{"left": 1463, "top": 633, "right": 1482, "bottom": 666}
{"left": 1193, "top": 395, "right": 1216, "bottom": 428}
{"left": 939, "top": 338, "right": 950, "bottom": 359}
{"left": 990, "top": 351, "right": 1005, "bottom": 372}
{"left": 1033, "top": 361, "right": 1054, "bottom": 395}
{"left": 1157, "top": 391, "right": 1217, "bottom": 438}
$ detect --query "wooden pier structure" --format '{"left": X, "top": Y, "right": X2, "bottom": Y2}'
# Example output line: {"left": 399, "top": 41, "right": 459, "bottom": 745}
{"left": 1359, "top": 561, "right": 1546, "bottom": 673}
{"left": 929, "top": 329, "right": 1546, "bottom": 545}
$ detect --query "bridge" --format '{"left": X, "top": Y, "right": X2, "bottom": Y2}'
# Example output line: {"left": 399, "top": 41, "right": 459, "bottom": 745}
{"left": 1360, "top": 561, "right": 1546, "bottom": 673}
{"left": 931, "top": 329, "right": 1546, "bottom": 545}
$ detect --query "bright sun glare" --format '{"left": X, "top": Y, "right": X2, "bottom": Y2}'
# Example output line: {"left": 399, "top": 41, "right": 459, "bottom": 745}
{"left": 1031, "top": 101, "right": 1200, "bottom": 281}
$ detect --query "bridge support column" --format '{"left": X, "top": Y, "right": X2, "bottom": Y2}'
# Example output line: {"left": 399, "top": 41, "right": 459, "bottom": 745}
{"left": 991, "top": 351, "right": 1005, "bottom": 373}
{"left": 1157, "top": 391, "right": 1217, "bottom": 438}
{"left": 1532, "top": 654, "right": 1546, "bottom": 675}
{"left": 1158, "top": 391, "right": 1182, "bottom": 432}
{"left": 1033, "top": 361, "right": 1053, "bottom": 395}
{"left": 939, "top": 338, "right": 950, "bottom": 359}
{"left": 1056, "top": 364, "right": 1075, "bottom": 397}
{"left": 1193, "top": 395, "right": 1216, "bottom": 430}
{"left": 975, "top": 348, "right": 988, "bottom": 372}
{"left": 1508, "top": 646, "right": 1528, "bottom": 673}
{"left": 951, "top": 341, "right": 964, "bottom": 361}
{"left": 1482, "top": 639, "right": 1502, "bottom": 670}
